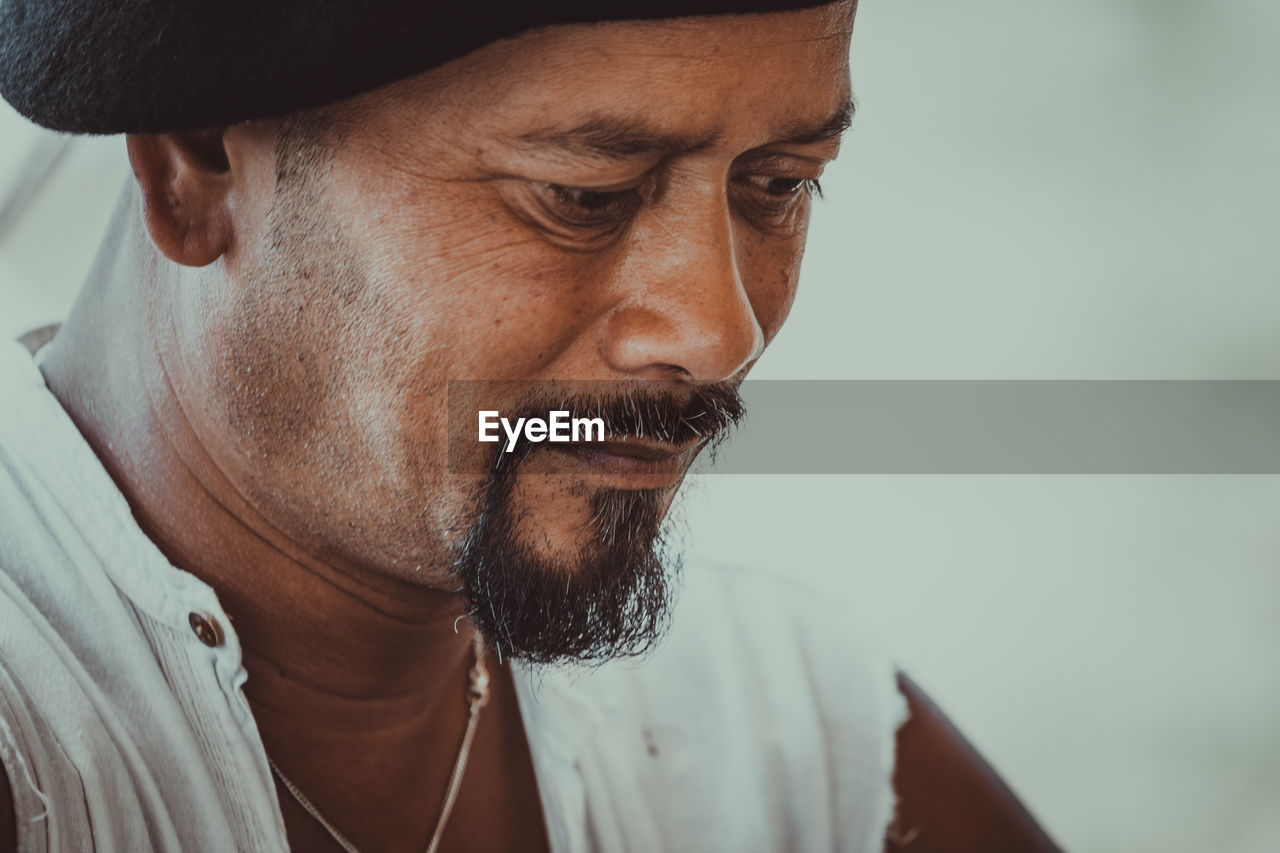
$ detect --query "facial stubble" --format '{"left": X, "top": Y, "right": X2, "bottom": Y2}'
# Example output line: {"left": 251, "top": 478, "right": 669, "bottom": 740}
{"left": 255, "top": 118, "right": 741, "bottom": 666}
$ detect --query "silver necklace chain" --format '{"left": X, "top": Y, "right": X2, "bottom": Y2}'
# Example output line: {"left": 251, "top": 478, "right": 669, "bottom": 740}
{"left": 268, "top": 633, "right": 491, "bottom": 853}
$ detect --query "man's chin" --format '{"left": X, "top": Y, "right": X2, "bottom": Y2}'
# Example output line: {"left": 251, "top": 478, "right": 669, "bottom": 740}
{"left": 507, "top": 475, "right": 681, "bottom": 557}
{"left": 452, "top": 472, "right": 683, "bottom": 665}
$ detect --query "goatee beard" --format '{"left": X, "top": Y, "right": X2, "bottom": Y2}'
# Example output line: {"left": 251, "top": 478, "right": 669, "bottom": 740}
{"left": 449, "top": 381, "right": 743, "bottom": 665}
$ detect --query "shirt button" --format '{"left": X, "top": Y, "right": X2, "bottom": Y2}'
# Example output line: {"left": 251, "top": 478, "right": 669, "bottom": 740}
{"left": 188, "top": 612, "right": 224, "bottom": 647}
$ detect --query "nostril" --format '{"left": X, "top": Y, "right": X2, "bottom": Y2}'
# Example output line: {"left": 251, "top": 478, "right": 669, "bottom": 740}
{"left": 654, "top": 363, "right": 692, "bottom": 379}
{"left": 597, "top": 299, "right": 762, "bottom": 383}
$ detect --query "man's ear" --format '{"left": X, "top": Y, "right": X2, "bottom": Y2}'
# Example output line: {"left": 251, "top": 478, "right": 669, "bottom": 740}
{"left": 126, "top": 130, "right": 233, "bottom": 267}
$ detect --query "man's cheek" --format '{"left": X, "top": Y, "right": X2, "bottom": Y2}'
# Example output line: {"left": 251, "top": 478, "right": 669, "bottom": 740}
{"left": 393, "top": 256, "right": 608, "bottom": 378}
{"left": 746, "top": 258, "right": 805, "bottom": 348}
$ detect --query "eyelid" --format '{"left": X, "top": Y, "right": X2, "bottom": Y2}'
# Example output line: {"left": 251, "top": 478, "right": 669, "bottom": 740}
{"left": 540, "top": 170, "right": 660, "bottom": 201}
{"left": 729, "top": 174, "right": 822, "bottom": 233}
{"left": 737, "top": 174, "right": 817, "bottom": 191}
{"left": 500, "top": 180, "right": 642, "bottom": 251}
{"left": 538, "top": 181, "right": 644, "bottom": 212}
{"left": 734, "top": 175, "right": 822, "bottom": 204}
{"left": 734, "top": 148, "right": 838, "bottom": 173}
{"left": 542, "top": 179, "right": 639, "bottom": 195}
{"left": 730, "top": 161, "right": 825, "bottom": 197}
{"left": 488, "top": 163, "right": 654, "bottom": 191}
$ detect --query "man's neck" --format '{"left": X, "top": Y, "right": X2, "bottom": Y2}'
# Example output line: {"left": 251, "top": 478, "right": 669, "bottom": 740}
{"left": 30, "top": 205, "right": 550, "bottom": 851}
{"left": 39, "top": 222, "right": 476, "bottom": 718}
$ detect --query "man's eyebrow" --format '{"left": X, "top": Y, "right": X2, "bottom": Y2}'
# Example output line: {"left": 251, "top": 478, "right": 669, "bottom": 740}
{"left": 512, "top": 116, "right": 719, "bottom": 160}
{"left": 776, "top": 98, "right": 856, "bottom": 146}
{"left": 508, "top": 98, "right": 856, "bottom": 161}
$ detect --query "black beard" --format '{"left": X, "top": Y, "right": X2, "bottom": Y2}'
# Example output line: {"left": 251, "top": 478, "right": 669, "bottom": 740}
{"left": 449, "top": 381, "right": 743, "bottom": 665}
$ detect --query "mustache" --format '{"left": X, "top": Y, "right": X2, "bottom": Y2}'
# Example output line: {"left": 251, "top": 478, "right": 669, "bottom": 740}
{"left": 557, "top": 382, "right": 745, "bottom": 445}
{"left": 449, "top": 379, "right": 747, "bottom": 475}
{"left": 502, "top": 380, "right": 746, "bottom": 449}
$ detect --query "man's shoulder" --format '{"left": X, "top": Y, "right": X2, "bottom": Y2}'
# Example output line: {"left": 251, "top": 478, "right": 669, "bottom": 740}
{"left": 0, "top": 543, "right": 94, "bottom": 853}
{"left": 547, "top": 554, "right": 906, "bottom": 744}
{"left": 515, "top": 556, "right": 907, "bottom": 853}
{"left": 667, "top": 556, "right": 890, "bottom": 669}
{"left": 660, "top": 556, "right": 905, "bottom": 744}
{"left": 0, "top": 341, "right": 162, "bottom": 842}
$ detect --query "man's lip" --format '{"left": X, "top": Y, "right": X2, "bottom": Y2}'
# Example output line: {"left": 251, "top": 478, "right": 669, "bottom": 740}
{"left": 588, "top": 437, "right": 699, "bottom": 461}
{"left": 543, "top": 437, "right": 705, "bottom": 486}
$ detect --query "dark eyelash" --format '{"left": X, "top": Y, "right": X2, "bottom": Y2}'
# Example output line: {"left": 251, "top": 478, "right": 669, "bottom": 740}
{"left": 753, "top": 176, "right": 824, "bottom": 200}
{"left": 549, "top": 185, "right": 635, "bottom": 211}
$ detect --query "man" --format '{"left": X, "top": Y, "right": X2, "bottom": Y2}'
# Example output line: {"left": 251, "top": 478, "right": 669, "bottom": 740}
{"left": 0, "top": 1, "right": 1059, "bottom": 850}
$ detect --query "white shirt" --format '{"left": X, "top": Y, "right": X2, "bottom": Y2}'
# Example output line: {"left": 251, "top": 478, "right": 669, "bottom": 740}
{"left": 0, "top": 338, "right": 906, "bottom": 852}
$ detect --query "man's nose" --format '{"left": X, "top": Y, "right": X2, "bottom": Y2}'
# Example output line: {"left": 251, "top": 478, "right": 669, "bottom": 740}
{"left": 597, "top": 205, "right": 765, "bottom": 382}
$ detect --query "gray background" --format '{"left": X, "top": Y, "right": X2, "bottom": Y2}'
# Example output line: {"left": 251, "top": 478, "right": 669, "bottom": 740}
{"left": 3, "top": 2, "right": 1278, "bottom": 850}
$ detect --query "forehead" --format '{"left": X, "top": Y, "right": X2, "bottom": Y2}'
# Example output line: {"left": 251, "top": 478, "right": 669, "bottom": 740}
{"left": 336, "top": 4, "right": 855, "bottom": 158}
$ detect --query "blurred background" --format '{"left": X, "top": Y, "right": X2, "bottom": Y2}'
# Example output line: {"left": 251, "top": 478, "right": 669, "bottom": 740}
{"left": 2, "top": 1, "right": 1278, "bottom": 850}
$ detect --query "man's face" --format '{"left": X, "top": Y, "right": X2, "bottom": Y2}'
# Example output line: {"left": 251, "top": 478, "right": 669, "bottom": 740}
{"left": 185, "top": 3, "right": 855, "bottom": 661}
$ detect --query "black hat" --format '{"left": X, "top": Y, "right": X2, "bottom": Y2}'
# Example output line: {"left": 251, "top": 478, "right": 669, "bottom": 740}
{"left": 0, "top": 1, "right": 835, "bottom": 135}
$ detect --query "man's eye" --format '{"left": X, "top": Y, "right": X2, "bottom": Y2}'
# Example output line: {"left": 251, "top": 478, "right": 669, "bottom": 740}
{"left": 741, "top": 175, "right": 824, "bottom": 200}
{"left": 732, "top": 174, "right": 824, "bottom": 230}
{"left": 539, "top": 183, "right": 642, "bottom": 228}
